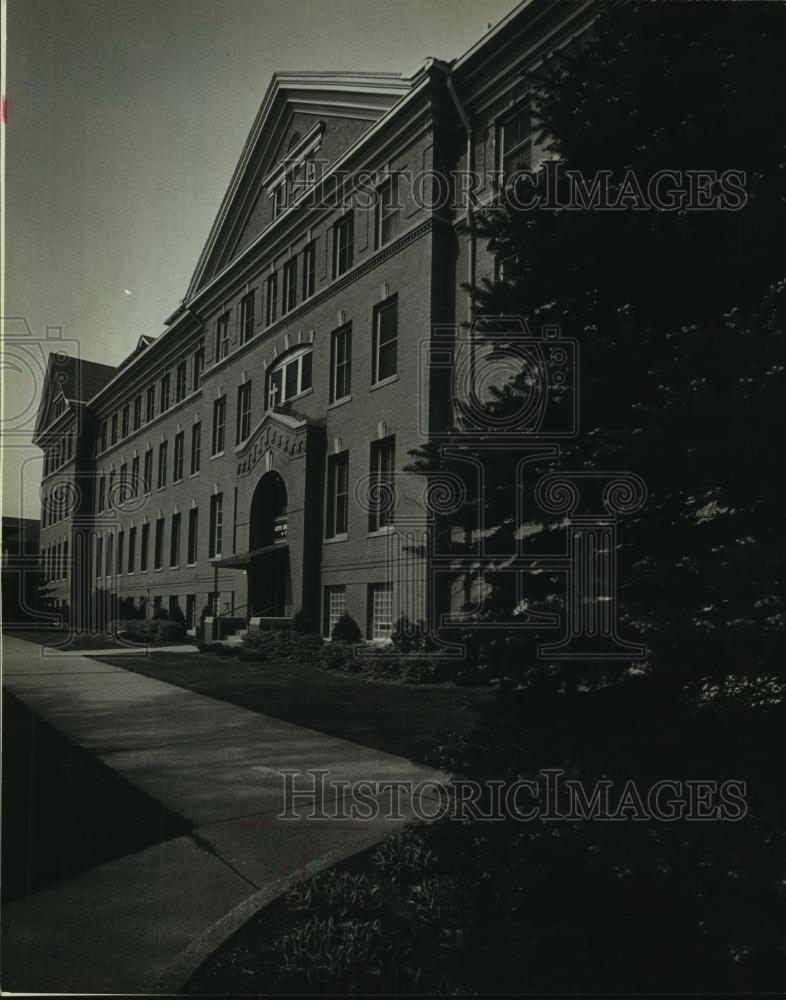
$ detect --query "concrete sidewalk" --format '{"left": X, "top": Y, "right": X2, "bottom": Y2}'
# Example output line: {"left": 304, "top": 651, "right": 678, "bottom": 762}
{"left": 1, "top": 634, "right": 445, "bottom": 994}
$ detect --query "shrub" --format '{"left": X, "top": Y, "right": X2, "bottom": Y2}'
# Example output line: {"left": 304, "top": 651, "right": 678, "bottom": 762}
{"left": 391, "top": 614, "right": 428, "bottom": 653}
{"left": 286, "top": 871, "right": 381, "bottom": 919}
{"left": 331, "top": 613, "right": 362, "bottom": 644}
{"left": 291, "top": 608, "right": 316, "bottom": 634}
{"left": 168, "top": 601, "right": 187, "bottom": 628}
{"left": 152, "top": 606, "right": 169, "bottom": 622}
{"left": 243, "top": 628, "right": 323, "bottom": 663}
{"left": 373, "top": 829, "right": 437, "bottom": 883}
{"left": 154, "top": 619, "right": 187, "bottom": 643}
{"left": 280, "top": 915, "right": 383, "bottom": 987}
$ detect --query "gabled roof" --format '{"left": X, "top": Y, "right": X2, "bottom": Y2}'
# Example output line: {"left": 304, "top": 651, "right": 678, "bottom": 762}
{"left": 184, "top": 71, "right": 412, "bottom": 300}
{"left": 33, "top": 353, "right": 117, "bottom": 441}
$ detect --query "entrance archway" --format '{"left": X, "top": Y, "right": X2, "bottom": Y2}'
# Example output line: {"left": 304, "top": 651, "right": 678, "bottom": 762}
{"left": 248, "top": 471, "right": 291, "bottom": 616}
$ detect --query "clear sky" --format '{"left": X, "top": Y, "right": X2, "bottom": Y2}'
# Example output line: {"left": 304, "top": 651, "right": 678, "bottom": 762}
{"left": 3, "top": 0, "right": 521, "bottom": 519}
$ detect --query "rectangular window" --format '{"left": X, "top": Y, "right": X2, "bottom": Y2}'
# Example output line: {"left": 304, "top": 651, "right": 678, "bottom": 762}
{"left": 95, "top": 535, "right": 103, "bottom": 577}
{"left": 170, "top": 512, "right": 181, "bottom": 567}
{"left": 157, "top": 440, "right": 168, "bottom": 489}
{"left": 193, "top": 342, "right": 204, "bottom": 391}
{"left": 209, "top": 493, "right": 223, "bottom": 559}
{"left": 236, "top": 382, "right": 252, "bottom": 444}
{"left": 108, "top": 469, "right": 116, "bottom": 509}
{"left": 214, "top": 314, "right": 230, "bottom": 362}
{"left": 98, "top": 475, "right": 106, "bottom": 513}
{"left": 376, "top": 173, "right": 400, "bottom": 247}
{"left": 176, "top": 361, "right": 187, "bottom": 402}
{"left": 160, "top": 373, "right": 171, "bottom": 412}
{"left": 212, "top": 397, "right": 226, "bottom": 455}
{"left": 143, "top": 449, "right": 153, "bottom": 495}
{"left": 101, "top": 421, "right": 108, "bottom": 452}
{"left": 186, "top": 594, "right": 196, "bottom": 629}
{"left": 154, "top": 518, "right": 165, "bottom": 570}
{"left": 187, "top": 508, "right": 199, "bottom": 564}
{"left": 369, "top": 435, "right": 395, "bottom": 531}
{"left": 140, "top": 522, "right": 150, "bottom": 571}
{"left": 240, "top": 291, "right": 256, "bottom": 344}
{"left": 173, "top": 432, "right": 184, "bottom": 482}
{"left": 128, "top": 526, "right": 137, "bottom": 573}
{"left": 168, "top": 595, "right": 180, "bottom": 620}
{"left": 326, "top": 451, "right": 349, "bottom": 538}
{"left": 121, "top": 405, "right": 130, "bottom": 439}
{"left": 133, "top": 395, "right": 142, "bottom": 430}
{"left": 323, "top": 585, "right": 346, "bottom": 638}
{"left": 111, "top": 413, "right": 118, "bottom": 445}
{"left": 501, "top": 104, "right": 532, "bottom": 183}
{"left": 146, "top": 385, "right": 155, "bottom": 423}
{"left": 119, "top": 462, "right": 128, "bottom": 503}
{"left": 131, "top": 455, "right": 140, "bottom": 497}
{"left": 368, "top": 582, "right": 393, "bottom": 640}
{"left": 283, "top": 258, "right": 298, "bottom": 314}
{"left": 117, "top": 530, "right": 125, "bottom": 575}
{"left": 302, "top": 240, "right": 316, "bottom": 299}
{"left": 265, "top": 272, "right": 278, "bottom": 326}
{"left": 62, "top": 540, "right": 68, "bottom": 580}
{"left": 330, "top": 323, "right": 352, "bottom": 402}
{"left": 105, "top": 533, "right": 114, "bottom": 577}
{"left": 191, "top": 422, "right": 201, "bottom": 474}
{"left": 372, "top": 295, "right": 398, "bottom": 383}
{"left": 332, "top": 212, "right": 354, "bottom": 278}
{"left": 153, "top": 595, "right": 162, "bottom": 615}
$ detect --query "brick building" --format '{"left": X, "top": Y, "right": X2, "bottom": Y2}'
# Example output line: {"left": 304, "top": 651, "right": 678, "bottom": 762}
{"left": 33, "top": 0, "right": 594, "bottom": 637}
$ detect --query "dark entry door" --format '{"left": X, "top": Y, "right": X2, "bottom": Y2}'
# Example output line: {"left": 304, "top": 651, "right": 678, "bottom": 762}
{"left": 249, "top": 547, "right": 288, "bottom": 616}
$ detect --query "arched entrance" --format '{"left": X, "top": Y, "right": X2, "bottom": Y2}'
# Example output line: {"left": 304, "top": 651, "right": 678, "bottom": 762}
{"left": 248, "top": 471, "right": 291, "bottom": 616}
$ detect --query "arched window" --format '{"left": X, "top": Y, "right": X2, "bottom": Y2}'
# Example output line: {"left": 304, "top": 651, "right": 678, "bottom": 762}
{"left": 267, "top": 346, "right": 313, "bottom": 408}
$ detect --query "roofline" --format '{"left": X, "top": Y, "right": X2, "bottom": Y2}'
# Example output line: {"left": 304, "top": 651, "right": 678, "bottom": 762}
{"left": 452, "top": 0, "right": 537, "bottom": 74}
{"left": 52, "top": 1, "right": 568, "bottom": 421}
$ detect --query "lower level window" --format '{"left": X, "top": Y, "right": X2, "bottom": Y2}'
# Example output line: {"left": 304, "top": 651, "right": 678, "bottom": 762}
{"left": 368, "top": 582, "right": 393, "bottom": 641}
{"left": 324, "top": 585, "right": 346, "bottom": 637}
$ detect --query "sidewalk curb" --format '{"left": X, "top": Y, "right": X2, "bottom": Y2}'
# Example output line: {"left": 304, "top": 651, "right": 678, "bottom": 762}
{"left": 149, "top": 831, "right": 389, "bottom": 994}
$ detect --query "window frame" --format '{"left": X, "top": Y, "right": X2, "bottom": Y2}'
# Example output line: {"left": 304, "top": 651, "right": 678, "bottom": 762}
{"left": 329, "top": 323, "right": 352, "bottom": 403}
{"left": 173, "top": 431, "right": 185, "bottom": 482}
{"left": 376, "top": 173, "right": 401, "bottom": 248}
{"left": 332, "top": 212, "right": 354, "bottom": 278}
{"left": 212, "top": 396, "right": 226, "bottom": 456}
{"left": 240, "top": 291, "right": 256, "bottom": 344}
{"left": 191, "top": 421, "right": 202, "bottom": 474}
{"left": 236, "top": 382, "right": 252, "bottom": 445}
{"left": 326, "top": 450, "right": 349, "bottom": 538}
{"left": 282, "top": 258, "right": 298, "bottom": 314}
{"left": 372, "top": 294, "right": 399, "bottom": 384}
{"left": 369, "top": 435, "right": 395, "bottom": 532}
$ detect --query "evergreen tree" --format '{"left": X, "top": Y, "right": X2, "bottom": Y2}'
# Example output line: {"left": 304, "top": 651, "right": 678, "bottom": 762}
{"left": 415, "top": 1, "right": 786, "bottom": 691}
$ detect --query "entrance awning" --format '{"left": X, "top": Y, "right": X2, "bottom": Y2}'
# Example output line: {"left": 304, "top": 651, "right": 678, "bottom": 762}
{"left": 211, "top": 542, "right": 288, "bottom": 570}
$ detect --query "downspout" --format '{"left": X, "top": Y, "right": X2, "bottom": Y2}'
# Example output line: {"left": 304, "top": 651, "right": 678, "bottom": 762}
{"left": 446, "top": 73, "right": 475, "bottom": 326}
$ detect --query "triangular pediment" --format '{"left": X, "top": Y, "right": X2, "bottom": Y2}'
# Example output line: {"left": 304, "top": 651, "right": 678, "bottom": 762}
{"left": 33, "top": 353, "right": 116, "bottom": 442}
{"left": 185, "top": 72, "right": 411, "bottom": 299}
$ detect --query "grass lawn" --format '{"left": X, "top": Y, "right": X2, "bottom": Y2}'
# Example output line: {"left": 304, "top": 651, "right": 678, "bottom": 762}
{"left": 1, "top": 692, "right": 192, "bottom": 902}
{"left": 90, "top": 649, "right": 489, "bottom": 766}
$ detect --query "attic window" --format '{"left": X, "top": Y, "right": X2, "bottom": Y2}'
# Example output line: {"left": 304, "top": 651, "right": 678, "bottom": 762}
{"left": 266, "top": 121, "right": 325, "bottom": 218}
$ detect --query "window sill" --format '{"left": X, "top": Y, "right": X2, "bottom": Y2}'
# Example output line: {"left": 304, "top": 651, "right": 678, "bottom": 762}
{"left": 173, "top": 477, "right": 183, "bottom": 485}
{"left": 211, "top": 451, "right": 225, "bottom": 460}
{"left": 367, "top": 525, "right": 395, "bottom": 538}
{"left": 370, "top": 374, "right": 399, "bottom": 392}
{"left": 189, "top": 470, "right": 200, "bottom": 478}
{"left": 328, "top": 395, "right": 352, "bottom": 410}
{"left": 186, "top": 562, "right": 197, "bottom": 568}
{"left": 324, "top": 533, "right": 349, "bottom": 544}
